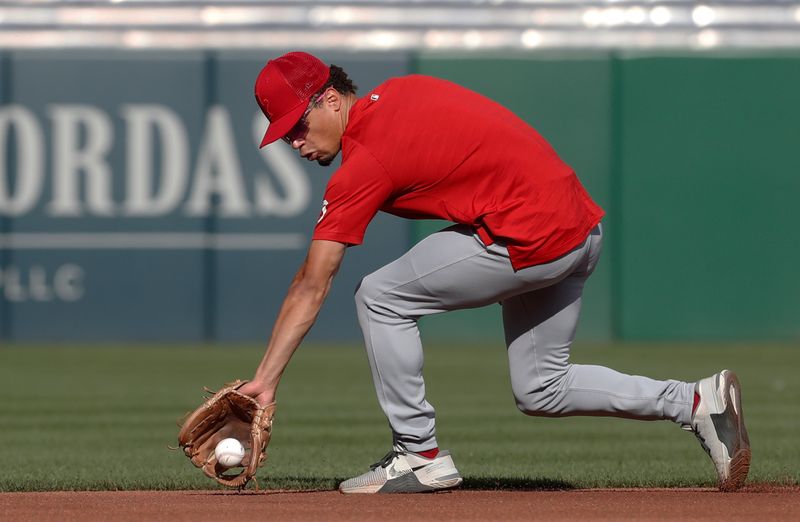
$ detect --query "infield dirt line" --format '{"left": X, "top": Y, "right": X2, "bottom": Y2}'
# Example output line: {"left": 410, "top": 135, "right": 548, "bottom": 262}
{"left": 2, "top": 488, "right": 799, "bottom": 522}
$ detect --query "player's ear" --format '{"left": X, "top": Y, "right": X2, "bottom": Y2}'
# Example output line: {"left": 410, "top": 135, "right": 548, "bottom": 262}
{"left": 326, "top": 89, "right": 342, "bottom": 111}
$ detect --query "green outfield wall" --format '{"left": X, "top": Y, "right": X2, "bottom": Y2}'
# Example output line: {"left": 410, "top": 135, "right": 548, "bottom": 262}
{"left": 0, "top": 50, "right": 798, "bottom": 342}
{"left": 0, "top": 51, "right": 411, "bottom": 342}
{"left": 614, "top": 54, "right": 800, "bottom": 340}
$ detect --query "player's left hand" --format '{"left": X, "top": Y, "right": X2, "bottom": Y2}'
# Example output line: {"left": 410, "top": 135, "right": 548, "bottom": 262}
{"left": 177, "top": 380, "right": 276, "bottom": 489}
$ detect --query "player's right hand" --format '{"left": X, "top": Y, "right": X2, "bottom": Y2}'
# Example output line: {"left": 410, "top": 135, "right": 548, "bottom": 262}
{"left": 238, "top": 380, "right": 275, "bottom": 407}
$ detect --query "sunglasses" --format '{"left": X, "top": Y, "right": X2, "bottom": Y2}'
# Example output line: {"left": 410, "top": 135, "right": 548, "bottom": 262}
{"left": 282, "top": 90, "right": 327, "bottom": 145}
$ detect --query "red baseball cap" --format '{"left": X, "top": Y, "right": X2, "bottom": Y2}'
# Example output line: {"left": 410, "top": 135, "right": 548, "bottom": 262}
{"left": 254, "top": 52, "right": 330, "bottom": 148}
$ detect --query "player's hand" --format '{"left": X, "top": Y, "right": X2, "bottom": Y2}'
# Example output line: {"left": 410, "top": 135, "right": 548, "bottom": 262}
{"left": 238, "top": 380, "right": 275, "bottom": 407}
{"left": 177, "top": 380, "right": 276, "bottom": 489}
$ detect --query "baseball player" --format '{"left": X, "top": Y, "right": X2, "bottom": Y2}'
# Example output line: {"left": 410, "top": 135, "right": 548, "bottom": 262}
{"left": 238, "top": 52, "right": 750, "bottom": 493}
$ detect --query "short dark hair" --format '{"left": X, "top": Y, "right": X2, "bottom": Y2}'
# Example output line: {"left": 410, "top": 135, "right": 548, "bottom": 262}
{"left": 314, "top": 64, "right": 357, "bottom": 99}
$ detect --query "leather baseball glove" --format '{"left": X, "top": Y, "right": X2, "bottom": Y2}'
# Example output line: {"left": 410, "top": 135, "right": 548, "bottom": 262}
{"left": 177, "top": 380, "right": 276, "bottom": 489}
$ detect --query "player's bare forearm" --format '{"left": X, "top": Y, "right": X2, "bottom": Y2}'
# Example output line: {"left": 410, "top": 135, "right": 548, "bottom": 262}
{"left": 240, "top": 240, "right": 346, "bottom": 405}
{"left": 253, "top": 271, "right": 331, "bottom": 385}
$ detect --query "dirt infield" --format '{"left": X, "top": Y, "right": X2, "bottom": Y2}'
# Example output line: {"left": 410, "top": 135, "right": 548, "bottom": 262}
{"left": 2, "top": 487, "right": 798, "bottom": 521}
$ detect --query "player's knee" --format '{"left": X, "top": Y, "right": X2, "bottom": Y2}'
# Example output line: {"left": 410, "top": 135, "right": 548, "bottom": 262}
{"left": 511, "top": 368, "right": 570, "bottom": 416}
{"left": 354, "top": 273, "right": 381, "bottom": 311}
{"left": 355, "top": 273, "right": 408, "bottom": 321}
{"left": 514, "top": 393, "right": 555, "bottom": 416}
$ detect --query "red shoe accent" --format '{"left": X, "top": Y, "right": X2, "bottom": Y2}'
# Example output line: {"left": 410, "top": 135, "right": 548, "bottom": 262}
{"left": 692, "top": 391, "right": 701, "bottom": 416}
{"left": 417, "top": 448, "right": 439, "bottom": 459}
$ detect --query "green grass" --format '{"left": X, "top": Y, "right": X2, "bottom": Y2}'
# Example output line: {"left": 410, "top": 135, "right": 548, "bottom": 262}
{"left": 0, "top": 342, "right": 798, "bottom": 492}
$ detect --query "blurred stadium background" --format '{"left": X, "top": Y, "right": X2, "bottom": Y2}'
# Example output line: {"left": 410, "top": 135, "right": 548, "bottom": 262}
{"left": 0, "top": 0, "right": 798, "bottom": 345}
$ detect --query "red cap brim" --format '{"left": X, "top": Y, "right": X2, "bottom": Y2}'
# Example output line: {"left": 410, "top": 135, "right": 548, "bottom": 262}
{"left": 259, "top": 100, "right": 308, "bottom": 148}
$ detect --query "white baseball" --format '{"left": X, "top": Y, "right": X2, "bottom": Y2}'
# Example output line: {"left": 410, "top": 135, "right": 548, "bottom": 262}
{"left": 214, "top": 438, "right": 246, "bottom": 467}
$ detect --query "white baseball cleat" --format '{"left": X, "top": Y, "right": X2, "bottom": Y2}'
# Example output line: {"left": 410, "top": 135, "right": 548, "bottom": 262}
{"left": 685, "top": 370, "right": 751, "bottom": 491}
{"left": 338, "top": 447, "right": 463, "bottom": 494}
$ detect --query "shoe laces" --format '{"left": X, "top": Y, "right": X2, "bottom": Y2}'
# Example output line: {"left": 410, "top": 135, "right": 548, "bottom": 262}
{"left": 682, "top": 419, "right": 712, "bottom": 457}
{"left": 693, "top": 430, "right": 712, "bottom": 457}
{"left": 370, "top": 449, "right": 405, "bottom": 470}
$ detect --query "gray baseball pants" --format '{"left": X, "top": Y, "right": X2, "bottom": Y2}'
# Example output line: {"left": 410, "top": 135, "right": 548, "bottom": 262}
{"left": 354, "top": 223, "right": 694, "bottom": 452}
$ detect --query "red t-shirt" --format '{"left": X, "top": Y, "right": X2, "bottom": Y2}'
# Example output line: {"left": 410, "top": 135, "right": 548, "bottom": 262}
{"left": 312, "top": 75, "right": 604, "bottom": 271}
